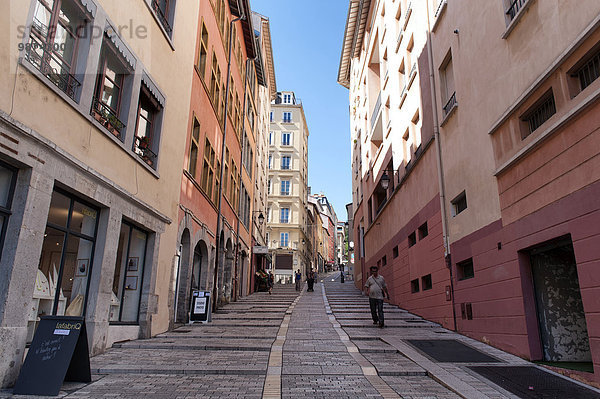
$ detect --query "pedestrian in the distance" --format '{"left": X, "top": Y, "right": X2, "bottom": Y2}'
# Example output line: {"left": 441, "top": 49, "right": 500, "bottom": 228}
{"left": 307, "top": 269, "right": 315, "bottom": 292}
{"left": 268, "top": 272, "right": 274, "bottom": 295}
{"left": 365, "top": 266, "right": 390, "bottom": 328}
{"left": 295, "top": 269, "right": 302, "bottom": 291}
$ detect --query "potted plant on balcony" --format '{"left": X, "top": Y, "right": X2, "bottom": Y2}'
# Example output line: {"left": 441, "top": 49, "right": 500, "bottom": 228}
{"left": 106, "top": 114, "right": 120, "bottom": 137}
{"left": 138, "top": 135, "right": 150, "bottom": 149}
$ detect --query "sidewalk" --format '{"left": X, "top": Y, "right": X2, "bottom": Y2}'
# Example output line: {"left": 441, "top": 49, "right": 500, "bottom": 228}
{"left": 3, "top": 273, "right": 600, "bottom": 398}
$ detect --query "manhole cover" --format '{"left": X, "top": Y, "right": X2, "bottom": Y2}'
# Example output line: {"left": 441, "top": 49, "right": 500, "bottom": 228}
{"left": 407, "top": 339, "right": 499, "bottom": 363}
{"left": 469, "top": 366, "right": 600, "bottom": 398}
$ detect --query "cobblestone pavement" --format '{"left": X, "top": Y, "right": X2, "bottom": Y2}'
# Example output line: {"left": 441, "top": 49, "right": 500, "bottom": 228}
{"left": 4, "top": 273, "right": 600, "bottom": 398}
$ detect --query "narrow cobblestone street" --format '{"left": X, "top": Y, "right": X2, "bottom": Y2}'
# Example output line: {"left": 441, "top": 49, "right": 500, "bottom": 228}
{"left": 4, "top": 272, "right": 600, "bottom": 398}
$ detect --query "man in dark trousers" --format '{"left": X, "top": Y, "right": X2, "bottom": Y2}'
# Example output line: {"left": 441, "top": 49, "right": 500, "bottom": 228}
{"left": 365, "top": 266, "right": 390, "bottom": 328}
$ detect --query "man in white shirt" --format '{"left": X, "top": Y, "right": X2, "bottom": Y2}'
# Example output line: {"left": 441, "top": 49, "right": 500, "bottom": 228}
{"left": 365, "top": 266, "right": 390, "bottom": 328}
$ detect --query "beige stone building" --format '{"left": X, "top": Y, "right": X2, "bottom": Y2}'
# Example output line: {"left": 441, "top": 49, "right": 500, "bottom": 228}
{"left": 267, "top": 91, "right": 310, "bottom": 284}
{"left": 0, "top": 0, "right": 197, "bottom": 386}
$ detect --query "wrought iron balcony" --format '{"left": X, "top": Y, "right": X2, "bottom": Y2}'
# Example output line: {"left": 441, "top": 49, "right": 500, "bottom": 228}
{"left": 370, "top": 92, "right": 382, "bottom": 131}
{"left": 152, "top": 0, "right": 173, "bottom": 36}
{"left": 443, "top": 92, "right": 457, "bottom": 115}
{"left": 134, "top": 136, "right": 158, "bottom": 168}
{"left": 91, "top": 99, "right": 126, "bottom": 139}
{"left": 25, "top": 46, "right": 80, "bottom": 101}
{"left": 506, "top": 0, "right": 528, "bottom": 21}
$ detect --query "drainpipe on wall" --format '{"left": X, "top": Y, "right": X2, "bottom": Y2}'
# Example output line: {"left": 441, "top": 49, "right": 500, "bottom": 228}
{"left": 233, "top": 56, "right": 254, "bottom": 302}
{"left": 212, "top": 5, "right": 245, "bottom": 313}
{"left": 425, "top": 1, "right": 456, "bottom": 331}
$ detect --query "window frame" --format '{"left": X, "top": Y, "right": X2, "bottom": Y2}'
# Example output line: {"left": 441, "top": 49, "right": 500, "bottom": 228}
{"left": 0, "top": 161, "right": 18, "bottom": 261}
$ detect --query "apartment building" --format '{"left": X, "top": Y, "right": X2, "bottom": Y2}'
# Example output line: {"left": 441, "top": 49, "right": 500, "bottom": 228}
{"left": 307, "top": 194, "right": 325, "bottom": 273}
{"left": 249, "top": 11, "right": 276, "bottom": 293}
{"left": 339, "top": 0, "right": 452, "bottom": 327}
{"left": 0, "top": 0, "right": 198, "bottom": 386}
{"left": 177, "top": 0, "right": 264, "bottom": 316}
{"left": 267, "top": 91, "right": 309, "bottom": 284}
{"left": 313, "top": 194, "right": 338, "bottom": 272}
{"left": 340, "top": 0, "right": 600, "bottom": 384}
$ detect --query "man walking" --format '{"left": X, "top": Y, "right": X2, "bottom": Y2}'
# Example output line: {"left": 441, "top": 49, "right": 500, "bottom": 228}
{"left": 365, "top": 266, "right": 390, "bottom": 328}
{"left": 295, "top": 269, "right": 302, "bottom": 291}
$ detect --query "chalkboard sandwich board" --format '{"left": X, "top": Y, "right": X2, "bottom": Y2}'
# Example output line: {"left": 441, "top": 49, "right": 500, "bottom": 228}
{"left": 13, "top": 316, "right": 91, "bottom": 396}
{"left": 190, "top": 290, "right": 211, "bottom": 323}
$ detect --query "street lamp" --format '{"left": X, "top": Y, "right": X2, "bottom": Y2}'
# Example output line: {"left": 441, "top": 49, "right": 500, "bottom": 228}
{"left": 381, "top": 171, "right": 390, "bottom": 190}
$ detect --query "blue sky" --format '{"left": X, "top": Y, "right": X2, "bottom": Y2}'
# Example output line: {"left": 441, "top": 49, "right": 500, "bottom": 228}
{"left": 251, "top": 0, "right": 351, "bottom": 222}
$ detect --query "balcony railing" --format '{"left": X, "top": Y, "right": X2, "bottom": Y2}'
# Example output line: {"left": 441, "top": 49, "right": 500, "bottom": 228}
{"left": 435, "top": 0, "right": 446, "bottom": 18}
{"left": 152, "top": 0, "right": 173, "bottom": 36}
{"left": 506, "top": 0, "right": 528, "bottom": 21}
{"left": 25, "top": 46, "right": 81, "bottom": 101}
{"left": 370, "top": 92, "right": 382, "bottom": 131}
{"left": 91, "top": 98, "right": 126, "bottom": 139}
{"left": 443, "top": 92, "right": 457, "bottom": 115}
{"left": 134, "top": 136, "right": 157, "bottom": 168}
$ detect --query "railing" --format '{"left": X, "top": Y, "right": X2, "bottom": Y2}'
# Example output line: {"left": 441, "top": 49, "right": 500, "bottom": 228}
{"left": 397, "top": 30, "right": 403, "bottom": 45}
{"left": 404, "top": 2, "right": 412, "bottom": 27}
{"left": 434, "top": 0, "right": 446, "bottom": 18}
{"left": 506, "top": 0, "right": 528, "bottom": 21}
{"left": 91, "top": 98, "right": 126, "bottom": 139}
{"left": 152, "top": 0, "right": 173, "bottom": 36}
{"left": 134, "top": 136, "right": 158, "bottom": 168}
{"left": 25, "top": 46, "right": 81, "bottom": 101}
{"left": 370, "top": 92, "right": 382, "bottom": 131}
{"left": 400, "top": 82, "right": 407, "bottom": 99}
{"left": 443, "top": 92, "right": 457, "bottom": 115}
{"left": 409, "top": 63, "right": 417, "bottom": 79}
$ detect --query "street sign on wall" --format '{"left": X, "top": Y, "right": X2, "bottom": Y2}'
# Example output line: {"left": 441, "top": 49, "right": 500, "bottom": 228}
{"left": 253, "top": 246, "right": 268, "bottom": 254}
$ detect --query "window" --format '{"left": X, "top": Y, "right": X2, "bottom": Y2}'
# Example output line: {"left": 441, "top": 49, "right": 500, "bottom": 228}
{"left": 267, "top": 179, "right": 272, "bottom": 195}
{"left": 282, "top": 132, "right": 291, "bottom": 146}
{"left": 111, "top": 221, "right": 148, "bottom": 323}
{"left": 283, "top": 112, "right": 292, "bottom": 123}
{"left": 133, "top": 86, "right": 162, "bottom": 169}
{"left": 269, "top": 131, "right": 273, "bottom": 145}
{"left": 451, "top": 191, "right": 467, "bottom": 216}
{"left": 411, "top": 278, "right": 419, "bottom": 293}
{"left": 281, "top": 180, "right": 290, "bottom": 196}
{"left": 280, "top": 207, "right": 290, "bottom": 223}
{"left": 26, "top": 0, "right": 88, "bottom": 101}
{"left": 381, "top": 255, "right": 387, "bottom": 267}
{"left": 408, "top": 231, "right": 416, "bottom": 247}
{"left": 418, "top": 222, "right": 428, "bottom": 240}
{"left": 422, "top": 274, "right": 432, "bottom": 291}
{"left": 283, "top": 94, "right": 292, "bottom": 103}
{"left": 268, "top": 154, "right": 272, "bottom": 169}
{"left": 280, "top": 232, "right": 289, "bottom": 247}
{"left": 197, "top": 20, "right": 209, "bottom": 80}
{"left": 573, "top": 48, "right": 600, "bottom": 92}
{"left": 440, "top": 53, "right": 456, "bottom": 116}
{"left": 210, "top": 53, "right": 222, "bottom": 112}
{"left": 266, "top": 207, "right": 272, "bottom": 223}
{"left": 403, "top": 129, "right": 411, "bottom": 164}
{"left": 151, "top": 0, "right": 175, "bottom": 37}
{"left": 92, "top": 38, "right": 132, "bottom": 140}
{"left": 188, "top": 118, "right": 200, "bottom": 178}
{"left": 270, "top": 111, "right": 273, "bottom": 122}
{"left": 0, "top": 162, "right": 17, "bottom": 261}
{"left": 229, "top": 160, "right": 238, "bottom": 209}
{"left": 281, "top": 155, "right": 291, "bottom": 170}
{"left": 392, "top": 245, "right": 398, "bottom": 258}
{"left": 457, "top": 258, "right": 475, "bottom": 281}
{"left": 201, "top": 138, "right": 215, "bottom": 200}
{"left": 521, "top": 91, "right": 556, "bottom": 138}
{"left": 240, "top": 184, "right": 250, "bottom": 229}
{"left": 30, "top": 189, "right": 99, "bottom": 341}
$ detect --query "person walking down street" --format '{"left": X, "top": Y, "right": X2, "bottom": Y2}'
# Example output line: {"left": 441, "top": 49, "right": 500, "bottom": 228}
{"left": 268, "top": 272, "right": 274, "bottom": 295}
{"left": 365, "top": 266, "right": 390, "bottom": 328}
{"left": 295, "top": 269, "right": 302, "bottom": 291}
{"left": 307, "top": 269, "right": 315, "bottom": 292}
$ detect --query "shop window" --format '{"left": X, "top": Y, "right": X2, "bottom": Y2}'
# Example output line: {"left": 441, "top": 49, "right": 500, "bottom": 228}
{"left": 92, "top": 37, "right": 133, "bottom": 141}
{"left": 30, "top": 189, "right": 99, "bottom": 342}
{"left": 133, "top": 86, "right": 163, "bottom": 169}
{"left": 408, "top": 231, "right": 416, "bottom": 247}
{"left": 111, "top": 221, "right": 148, "bottom": 323}
{"left": 457, "top": 258, "right": 475, "bottom": 281}
{"left": 422, "top": 274, "right": 432, "bottom": 291}
{"left": 411, "top": 278, "right": 419, "bottom": 293}
{"left": 25, "top": 0, "right": 90, "bottom": 101}
{"left": 0, "top": 162, "right": 17, "bottom": 260}
{"left": 418, "top": 222, "right": 428, "bottom": 240}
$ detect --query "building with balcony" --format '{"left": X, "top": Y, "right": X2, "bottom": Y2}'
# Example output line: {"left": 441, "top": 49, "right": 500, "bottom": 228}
{"left": 177, "top": 0, "right": 265, "bottom": 315}
{"left": 267, "top": 91, "right": 309, "bottom": 284}
{"left": 340, "top": 0, "right": 600, "bottom": 385}
{"left": 0, "top": 0, "right": 198, "bottom": 386}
